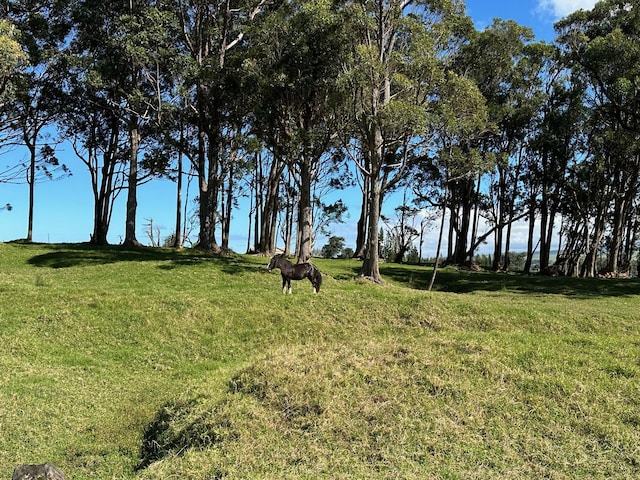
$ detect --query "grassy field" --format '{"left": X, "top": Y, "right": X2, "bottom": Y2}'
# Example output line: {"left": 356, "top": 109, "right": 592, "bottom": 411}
{"left": 0, "top": 242, "right": 639, "bottom": 479}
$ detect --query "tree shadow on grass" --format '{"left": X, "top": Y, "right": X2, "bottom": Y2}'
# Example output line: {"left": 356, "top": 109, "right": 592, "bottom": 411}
{"left": 26, "top": 243, "right": 217, "bottom": 269}
{"left": 212, "top": 254, "right": 271, "bottom": 276}
{"left": 380, "top": 264, "right": 640, "bottom": 298}
{"left": 25, "top": 243, "right": 270, "bottom": 277}
{"left": 24, "top": 244, "right": 639, "bottom": 298}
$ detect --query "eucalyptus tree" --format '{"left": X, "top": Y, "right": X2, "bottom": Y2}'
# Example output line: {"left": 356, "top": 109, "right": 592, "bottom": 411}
{"left": 455, "top": 20, "right": 547, "bottom": 270}
{"left": 11, "top": 74, "right": 73, "bottom": 242}
{"left": 601, "top": 133, "right": 640, "bottom": 275}
{"left": 59, "top": 81, "right": 127, "bottom": 245}
{"left": 139, "top": 89, "right": 198, "bottom": 248}
{"left": 419, "top": 71, "right": 488, "bottom": 277}
{"left": 170, "top": 0, "right": 269, "bottom": 251}
{"left": 342, "top": 0, "right": 473, "bottom": 283}
{"left": 525, "top": 66, "right": 587, "bottom": 273}
{"left": 560, "top": 114, "right": 640, "bottom": 277}
{"left": 4, "top": 0, "right": 72, "bottom": 241}
{"left": 59, "top": 1, "right": 132, "bottom": 244}
{"left": 555, "top": 0, "right": 640, "bottom": 275}
{"left": 219, "top": 122, "right": 258, "bottom": 251}
{"left": 559, "top": 110, "right": 629, "bottom": 276}
{"left": 58, "top": 0, "right": 180, "bottom": 245}
{"left": 246, "top": 0, "right": 351, "bottom": 261}
{"left": 253, "top": 149, "right": 286, "bottom": 254}
{"left": 113, "top": 2, "right": 182, "bottom": 247}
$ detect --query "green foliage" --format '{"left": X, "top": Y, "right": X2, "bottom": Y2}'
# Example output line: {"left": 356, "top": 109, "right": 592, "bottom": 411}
{"left": 320, "top": 235, "right": 346, "bottom": 258}
{"left": 475, "top": 253, "right": 493, "bottom": 268}
{"left": 0, "top": 19, "right": 26, "bottom": 68}
{"left": 405, "top": 245, "right": 420, "bottom": 263}
{"left": 0, "top": 19, "right": 27, "bottom": 102}
{"left": 316, "top": 200, "right": 348, "bottom": 238}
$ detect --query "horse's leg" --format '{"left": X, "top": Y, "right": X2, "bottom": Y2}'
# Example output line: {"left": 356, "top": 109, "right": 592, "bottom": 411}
{"left": 287, "top": 278, "right": 292, "bottom": 294}
{"left": 308, "top": 271, "right": 318, "bottom": 294}
{"left": 281, "top": 274, "right": 287, "bottom": 294}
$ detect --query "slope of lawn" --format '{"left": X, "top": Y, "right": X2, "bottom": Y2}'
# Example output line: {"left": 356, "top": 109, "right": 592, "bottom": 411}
{"left": 0, "top": 242, "right": 638, "bottom": 479}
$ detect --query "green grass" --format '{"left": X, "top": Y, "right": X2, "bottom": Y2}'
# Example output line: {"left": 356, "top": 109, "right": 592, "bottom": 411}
{"left": 1, "top": 243, "right": 639, "bottom": 479}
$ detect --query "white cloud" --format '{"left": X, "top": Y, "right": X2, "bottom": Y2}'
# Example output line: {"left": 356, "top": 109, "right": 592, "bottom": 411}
{"left": 538, "top": 0, "right": 598, "bottom": 18}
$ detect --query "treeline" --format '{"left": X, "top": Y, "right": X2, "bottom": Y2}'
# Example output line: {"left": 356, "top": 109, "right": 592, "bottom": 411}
{"left": 1, "top": 0, "right": 640, "bottom": 280}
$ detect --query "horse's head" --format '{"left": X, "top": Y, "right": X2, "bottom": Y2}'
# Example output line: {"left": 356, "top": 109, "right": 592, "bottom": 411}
{"left": 267, "top": 254, "right": 280, "bottom": 272}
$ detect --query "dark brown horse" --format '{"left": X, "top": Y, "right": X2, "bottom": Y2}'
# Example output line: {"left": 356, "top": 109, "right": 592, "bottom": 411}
{"left": 267, "top": 254, "right": 322, "bottom": 294}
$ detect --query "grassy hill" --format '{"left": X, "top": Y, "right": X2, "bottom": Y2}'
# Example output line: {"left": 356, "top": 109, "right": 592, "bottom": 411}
{"left": 1, "top": 243, "right": 639, "bottom": 479}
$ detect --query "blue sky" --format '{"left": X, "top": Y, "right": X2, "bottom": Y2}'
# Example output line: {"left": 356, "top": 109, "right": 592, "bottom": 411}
{"left": 1, "top": 0, "right": 598, "bottom": 252}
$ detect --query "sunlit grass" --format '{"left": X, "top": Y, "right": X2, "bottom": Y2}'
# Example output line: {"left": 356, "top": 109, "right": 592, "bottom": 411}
{"left": 0, "top": 243, "right": 639, "bottom": 479}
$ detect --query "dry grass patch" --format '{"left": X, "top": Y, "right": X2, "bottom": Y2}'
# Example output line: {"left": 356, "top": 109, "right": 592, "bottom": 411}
{"left": 138, "top": 335, "right": 640, "bottom": 479}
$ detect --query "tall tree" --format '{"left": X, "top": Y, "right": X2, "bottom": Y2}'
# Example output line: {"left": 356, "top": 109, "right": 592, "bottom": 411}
{"left": 59, "top": 0, "right": 133, "bottom": 244}
{"left": 456, "top": 20, "right": 546, "bottom": 270}
{"left": 249, "top": 0, "right": 350, "bottom": 261}
{"left": 0, "top": 16, "right": 28, "bottom": 195}
{"left": 556, "top": 0, "right": 640, "bottom": 275}
{"left": 343, "top": 0, "right": 472, "bottom": 282}
{"left": 114, "top": 3, "right": 179, "bottom": 246}
{"left": 420, "top": 71, "right": 488, "bottom": 276}
{"left": 172, "top": 0, "right": 268, "bottom": 251}
{"left": 5, "top": 0, "right": 72, "bottom": 241}
{"left": 527, "top": 71, "right": 585, "bottom": 273}
{"left": 61, "top": 89, "right": 127, "bottom": 245}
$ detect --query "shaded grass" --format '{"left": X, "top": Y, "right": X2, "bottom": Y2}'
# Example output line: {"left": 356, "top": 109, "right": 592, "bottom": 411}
{"left": 0, "top": 243, "right": 639, "bottom": 479}
{"left": 376, "top": 261, "right": 640, "bottom": 298}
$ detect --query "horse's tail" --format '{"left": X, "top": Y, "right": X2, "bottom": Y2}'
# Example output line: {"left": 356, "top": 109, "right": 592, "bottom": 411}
{"left": 310, "top": 263, "right": 322, "bottom": 292}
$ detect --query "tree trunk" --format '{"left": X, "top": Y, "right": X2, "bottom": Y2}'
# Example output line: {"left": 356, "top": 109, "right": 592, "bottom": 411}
{"left": 582, "top": 224, "right": 605, "bottom": 277}
{"left": 492, "top": 169, "right": 506, "bottom": 271}
{"left": 606, "top": 195, "right": 627, "bottom": 274}
{"left": 173, "top": 127, "right": 183, "bottom": 248}
{"left": 470, "top": 171, "right": 482, "bottom": 259}
{"left": 259, "top": 155, "right": 284, "bottom": 255}
{"left": 247, "top": 177, "right": 255, "bottom": 253}
{"left": 539, "top": 187, "right": 551, "bottom": 271}
{"left": 297, "top": 160, "right": 313, "bottom": 262}
{"left": 492, "top": 218, "right": 503, "bottom": 270}
{"left": 451, "top": 178, "right": 474, "bottom": 265}
{"left": 360, "top": 176, "right": 383, "bottom": 283}
{"left": 252, "top": 153, "right": 263, "bottom": 252}
{"left": 447, "top": 204, "right": 455, "bottom": 262}
{"left": 283, "top": 193, "right": 293, "bottom": 257}
{"left": 353, "top": 172, "right": 370, "bottom": 259}
{"left": 87, "top": 116, "right": 120, "bottom": 246}
{"left": 27, "top": 144, "right": 35, "bottom": 242}
{"left": 124, "top": 120, "right": 141, "bottom": 247}
{"left": 623, "top": 210, "right": 639, "bottom": 273}
{"left": 196, "top": 89, "right": 210, "bottom": 248}
{"left": 282, "top": 170, "right": 295, "bottom": 256}
{"left": 503, "top": 183, "right": 521, "bottom": 272}
{"left": 92, "top": 185, "right": 111, "bottom": 246}
{"left": 503, "top": 214, "right": 514, "bottom": 272}
{"left": 221, "top": 161, "right": 234, "bottom": 251}
{"left": 205, "top": 127, "right": 222, "bottom": 250}
{"left": 428, "top": 188, "right": 448, "bottom": 291}
{"left": 195, "top": 83, "right": 221, "bottom": 252}
{"left": 523, "top": 199, "right": 536, "bottom": 274}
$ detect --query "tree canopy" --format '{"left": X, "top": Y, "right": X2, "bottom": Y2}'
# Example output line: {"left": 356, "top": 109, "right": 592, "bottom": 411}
{"left": 2, "top": 0, "right": 640, "bottom": 280}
